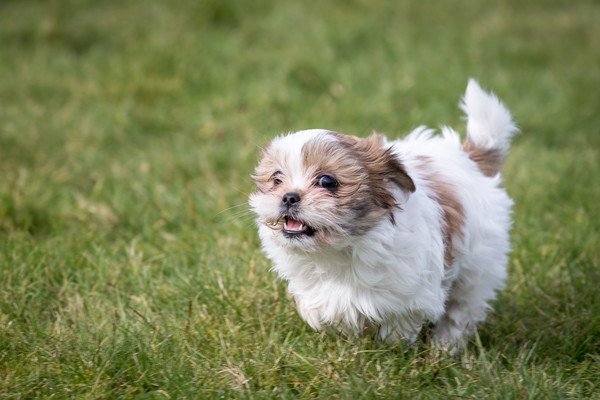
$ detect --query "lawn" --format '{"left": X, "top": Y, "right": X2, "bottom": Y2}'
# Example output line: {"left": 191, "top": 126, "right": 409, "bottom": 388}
{"left": 0, "top": 0, "right": 599, "bottom": 398}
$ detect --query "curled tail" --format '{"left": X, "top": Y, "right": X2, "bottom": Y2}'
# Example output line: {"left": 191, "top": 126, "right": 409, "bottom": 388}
{"left": 460, "top": 79, "right": 518, "bottom": 177}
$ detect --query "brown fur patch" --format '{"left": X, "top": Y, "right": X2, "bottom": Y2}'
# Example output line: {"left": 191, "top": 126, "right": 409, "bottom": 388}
{"left": 251, "top": 146, "right": 286, "bottom": 193}
{"left": 332, "top": 133, "right": 416, "bottom": 194}
{"left": 463, "top": 140, "right": 504, "bottom": 177}
{"left": 302, "top": 132, "right": 415, "bottom": 234}
{"left": 416, "top": 156, "right": 465, "bottom": 267}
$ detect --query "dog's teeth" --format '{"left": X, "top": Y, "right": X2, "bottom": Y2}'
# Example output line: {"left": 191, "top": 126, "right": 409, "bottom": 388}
{"left": 285, "top": 219, "right": 305, "bottom": 232}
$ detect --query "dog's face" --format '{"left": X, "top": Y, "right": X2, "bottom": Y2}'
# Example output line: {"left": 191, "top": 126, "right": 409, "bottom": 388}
{"left": 249, "top": 130, "right": 415, "bottom": 251}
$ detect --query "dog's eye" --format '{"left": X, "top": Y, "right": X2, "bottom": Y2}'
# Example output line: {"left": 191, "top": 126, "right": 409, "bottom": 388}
{"left": 317, "top": 175, "right": 338, "bottom": 190}
{"left": 271, "top": 171, "right": 283, "bottom": 186}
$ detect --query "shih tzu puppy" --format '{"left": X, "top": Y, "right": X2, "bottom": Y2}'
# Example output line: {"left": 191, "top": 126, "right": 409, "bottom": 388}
{"left": 249, "top": 80, "right": 517, "bottom": 349}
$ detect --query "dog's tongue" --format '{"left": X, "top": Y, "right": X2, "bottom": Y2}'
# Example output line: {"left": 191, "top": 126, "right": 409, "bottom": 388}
{"left": 286, "top": 218, "right": 303, "bottom": 231}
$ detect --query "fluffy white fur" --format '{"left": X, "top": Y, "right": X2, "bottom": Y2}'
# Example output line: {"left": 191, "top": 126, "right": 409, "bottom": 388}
{"left": 250, "top": 80, "right": 516, "bottom": 349}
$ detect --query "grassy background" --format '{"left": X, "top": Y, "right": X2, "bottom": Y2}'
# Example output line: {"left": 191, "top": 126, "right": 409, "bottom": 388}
{"left": 1, "top": 0, "right": 599, "bottom": 398}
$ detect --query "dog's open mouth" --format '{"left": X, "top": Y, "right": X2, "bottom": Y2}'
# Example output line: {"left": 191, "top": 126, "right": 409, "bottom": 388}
{"left": 283, "top": 217, "right": 315, "bottom": 237}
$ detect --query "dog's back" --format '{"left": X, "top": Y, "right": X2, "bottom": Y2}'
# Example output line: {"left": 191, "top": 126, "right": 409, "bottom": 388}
{"left": 393, "top": 80, "right": 517, "bottom": 349}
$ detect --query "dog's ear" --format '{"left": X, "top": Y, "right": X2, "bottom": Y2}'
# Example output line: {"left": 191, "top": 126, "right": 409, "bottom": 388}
{"left": 380, "top": 145, "right": 416, "bottom": 194}
{"left": 354, "top": 133, "right": 415, "bottom": 192}
{"left": 337, "top": 133, "right": 415, "bottom": 210}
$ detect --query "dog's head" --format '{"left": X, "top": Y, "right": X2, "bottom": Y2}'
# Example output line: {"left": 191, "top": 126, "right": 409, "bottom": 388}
{"left": 249, "top": 129, "right": 415, "bottom": 251}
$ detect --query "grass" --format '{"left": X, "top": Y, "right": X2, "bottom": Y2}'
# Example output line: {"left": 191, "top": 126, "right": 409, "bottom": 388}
{"left": 0, "top": 0, "right": 599, "bottom": 398}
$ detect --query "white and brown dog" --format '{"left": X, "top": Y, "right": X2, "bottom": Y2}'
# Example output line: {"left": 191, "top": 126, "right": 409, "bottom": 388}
{"left": 249, "top": 80, "right": 517, "bottom": 349}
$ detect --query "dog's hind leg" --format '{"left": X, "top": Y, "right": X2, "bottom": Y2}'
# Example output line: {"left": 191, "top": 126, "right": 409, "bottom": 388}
{"left": 431, "top": 246, "right": 508, "bottom": 352}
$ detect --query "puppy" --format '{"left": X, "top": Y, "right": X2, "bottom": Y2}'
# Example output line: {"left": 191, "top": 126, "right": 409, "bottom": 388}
{"left": 249, "top": 80, "right": 517, "bottom": 349}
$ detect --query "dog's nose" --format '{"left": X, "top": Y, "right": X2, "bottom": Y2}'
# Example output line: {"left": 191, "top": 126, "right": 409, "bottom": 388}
{"left": 282, "top": 192, "right": 301, "bottom": 207}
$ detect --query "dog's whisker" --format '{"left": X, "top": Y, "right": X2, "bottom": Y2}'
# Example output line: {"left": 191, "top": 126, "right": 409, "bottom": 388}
{"left": 216, "top": 212, "right": 255, "bottom": 224}
{"left": 230, "top": 186, "right": 252, "bottom": 198}
{"left": 214, "top": 203, "right": 249, "bottom": 216}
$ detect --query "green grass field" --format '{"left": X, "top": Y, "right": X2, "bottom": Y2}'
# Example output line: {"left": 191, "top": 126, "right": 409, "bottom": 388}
{"left": 1, "top": 0, "right": 599, "bottom": 398}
